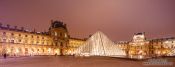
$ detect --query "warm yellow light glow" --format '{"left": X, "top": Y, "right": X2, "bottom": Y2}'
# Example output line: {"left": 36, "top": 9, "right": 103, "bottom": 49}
{"left": 138, "top": 55, "right": 143, "bottom": 59}
{"left": 48, "top": 48, "right": 51, "bottom": 53}
{"left": 15, "top": 49, "right": 19, "bottom": 53}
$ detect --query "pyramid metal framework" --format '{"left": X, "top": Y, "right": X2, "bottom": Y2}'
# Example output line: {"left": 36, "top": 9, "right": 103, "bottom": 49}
{"left": 74, "top": 31, "right": 126, "bottom": 57}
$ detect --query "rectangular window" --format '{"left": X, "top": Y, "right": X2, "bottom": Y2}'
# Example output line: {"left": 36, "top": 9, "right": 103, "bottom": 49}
{"left": 3, "top": 39, "right": 6, "bottom": 42}
{"left": 37, "top": 41, "right": 39, "bottom": 44}
{"left": 11, "top": 40, "right": 14, "bottom": 43}
{"left": 11, "top": 33, "right": 14, "bottom": 36}
{"left": 25, "top": 40, "right": 28, "bottom": 44}
{"left": 37, "top": 36, "right": 39, "bottom": 38}
{"left": 3, "top": 32, "right": 6, "bottom": 35}
{"left": 60, "top": 33, "right": 62, "bottom": 36}
{"left": 18, "top": 39, "right": 21, "bottom": 42}
{"left": 25, "top": 35, "right": 28, "bottom": 37}
{"left": 19, "top": 34, "right": 21, "bottom": 37}
{"left": 31, "top": 41, "right": 34, "bottom": 44}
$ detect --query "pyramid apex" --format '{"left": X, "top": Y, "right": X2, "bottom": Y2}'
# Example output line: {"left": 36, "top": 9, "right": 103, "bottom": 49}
{"left": 95, "top": 31, "right": 104, "bottom": 34}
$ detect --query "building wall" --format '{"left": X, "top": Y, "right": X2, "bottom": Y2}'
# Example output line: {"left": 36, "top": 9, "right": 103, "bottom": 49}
{"left": 149, "top": 38, "right": 175, "bottom": 57}
{"left": 115, "top": 33, "right": 175, "bottom": 59}
{"left": 0, "top": 29, "right": 60, "bottom": 56}
{"left": 66, "top": 38, "right": 85, "bottom": 55}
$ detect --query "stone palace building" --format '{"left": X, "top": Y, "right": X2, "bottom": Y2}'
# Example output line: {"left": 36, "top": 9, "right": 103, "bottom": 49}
{"left": 0, "top": 20, "right": 174, "bottom": 59}
{"left": 0, "top": 20, "right": 85, "bottom": 56}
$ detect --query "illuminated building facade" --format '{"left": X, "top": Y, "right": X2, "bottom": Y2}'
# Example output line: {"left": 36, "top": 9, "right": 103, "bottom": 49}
{"left": 0, "top": 20, "right": 69, "bottom": 56}
{"left": 128, "top": 33, "right": 150, "bottom": 59}
{"left": 49, "top": 20, "right": 69, "bottom": 55}
{"left": 0, "top": 20, "right": 174, "bottom": 59}
{"left": 66, "top": 38, "right": 86, "bottom": 55}
{"left": 116, "top": 33, "right": 175, "bottom": 59}
{"left": 149, "top": 37, "right": 175, "bottom": 57}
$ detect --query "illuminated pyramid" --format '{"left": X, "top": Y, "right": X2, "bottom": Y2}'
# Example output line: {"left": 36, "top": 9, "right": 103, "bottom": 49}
{"left": 74, "top": 31, "right": 126, "bottom": 57}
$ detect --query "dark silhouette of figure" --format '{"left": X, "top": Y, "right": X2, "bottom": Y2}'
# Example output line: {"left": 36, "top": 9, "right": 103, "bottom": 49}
{"left": 3, "top": 53, "right": 7, "bottom": 59}
{"left": 55, "top": 53, "right": 57, "bottom": 57}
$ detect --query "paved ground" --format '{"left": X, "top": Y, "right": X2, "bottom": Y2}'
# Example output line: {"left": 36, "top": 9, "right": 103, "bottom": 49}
{"left": 0, "top": 56, "right": 174, "bottom": 67}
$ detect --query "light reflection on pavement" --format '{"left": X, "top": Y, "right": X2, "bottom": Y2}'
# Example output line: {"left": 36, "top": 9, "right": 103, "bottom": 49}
{"left": 0, "top": 56, "right": 174, "bottom": 67}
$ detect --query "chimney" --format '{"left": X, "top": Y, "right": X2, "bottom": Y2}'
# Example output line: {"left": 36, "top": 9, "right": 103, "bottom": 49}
{"left": 21, "top": 27, "right": 24, "bottom": 31}
{"left": 33, "top": 29, "right": 36, "bottom": 33}
{"left": 64, "top": 24, "right": 67, "bottom": 27}
{"left": 89, "top": 34, "right": 92, "bottom": 37}
{"left": 51, "top": 20, "right": 54, "bottom": 23}
{"left": 14, "top": 26, "right": 17, "bottom": 30}
{"left": 7, "top": 24, "right": 10, "bottom": 28}
{"left": 51, "top": 20, "right": 54, "bottom": 28}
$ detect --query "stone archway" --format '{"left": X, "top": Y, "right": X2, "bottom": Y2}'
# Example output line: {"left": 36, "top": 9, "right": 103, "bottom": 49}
{"left": 11, "top": 47, "right": 15, "bottom": 56}
{"left": 17, "top": 47, "right": 23, "bottom": 56}
{"left": 25, "top": 48, "right": 29, "bottom": 55}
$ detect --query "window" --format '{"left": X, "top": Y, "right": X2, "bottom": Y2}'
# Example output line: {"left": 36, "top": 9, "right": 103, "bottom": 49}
{"left": 31, "top": 35, "right": 33, "bottom": 38}
{"left": 25, "top": 48, "right": 28, "bottom": 52}
{"left": 55, "top": 42, "right": 57, "bottom": 46}
{"left": 65, "top": 33, "right": 67, "bottom": 37}
{"left": 25, "top": 35, "right": 28, "bottom": 37}
{"left": 25, "top": 40, "right": 28, "bottom": 43}
{"left": 3, "top": 39, "right": 6, "bottom": 42}
{"left": 55, "top": 32, "right": 57, "bottom": 36}
{"left": 19, "top": 34, "right": 21, "bottom": 37}
{"left": 11, "top": 40, "right": 14, "bottom": 43}
{"left": 31, "top": 41, "right": 34, "bottom": 44}
{"left": 60, "top": 33, "right": 62, "bottom": 36}
{"left": 3, "top": 32, "right": 6, "bottom": 35}
{"left": 11, "top": 33, "right": 14, "bottom": 36}
{"left": 37, "top": 41, "right": 39, "bottom": 44}
{"left": 37, "top": 36, "right": 39, "bottom": 38}
{"left": 31, "top": 49, "right": 34, "bottom": 52}
{"left": 18, "top": 48, "right": 22, "bottom": 52}
{"left": 42, "top": 49, "right": 44, "bottom": 52}
{"left": 60, "top": 42, "right": 63, "bottom": 47}
{"left": 18, "top": 39, "right": 21, "bottom": 42}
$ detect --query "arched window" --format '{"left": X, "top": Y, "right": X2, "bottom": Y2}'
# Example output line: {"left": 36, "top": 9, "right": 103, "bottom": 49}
{"left": 55, "top": 32, "right": 57, "bottom": 36}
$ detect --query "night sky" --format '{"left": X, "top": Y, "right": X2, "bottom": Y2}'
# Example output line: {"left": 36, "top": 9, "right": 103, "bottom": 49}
{"left": 0, "top": 0, "right": 175, "bottom": 41}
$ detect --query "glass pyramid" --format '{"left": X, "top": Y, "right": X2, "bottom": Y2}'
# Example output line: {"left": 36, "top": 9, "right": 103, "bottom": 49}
{"left": 73, "top": 31, "right": 126, "bottom": 57}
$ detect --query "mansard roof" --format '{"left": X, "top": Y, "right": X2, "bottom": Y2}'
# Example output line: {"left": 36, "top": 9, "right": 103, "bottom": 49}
{"left": 0, "top": 23, "right": 49, "bottom": 35}
{"left": 51, "top": 20, "right": 67, "bottom": 29}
